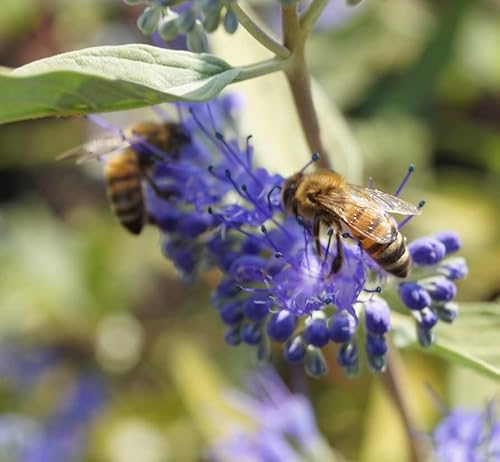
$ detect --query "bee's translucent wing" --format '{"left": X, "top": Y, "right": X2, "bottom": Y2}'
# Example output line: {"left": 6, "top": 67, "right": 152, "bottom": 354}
{"left": 347, "top": 184, "right": 421, "bottom": 216}
{"left": 315, "top": 190, "right": 397, "bottom": 244}
{"left": 57, "top": 137, "right": 128, "bottom": 163}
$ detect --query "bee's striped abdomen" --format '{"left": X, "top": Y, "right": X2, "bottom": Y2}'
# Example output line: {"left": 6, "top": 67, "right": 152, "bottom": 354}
{"left": 361, "top": 231, "right": 410, "bottom": 278}
{"left": 104, "top": 150, "right": 145, "bottom": 235}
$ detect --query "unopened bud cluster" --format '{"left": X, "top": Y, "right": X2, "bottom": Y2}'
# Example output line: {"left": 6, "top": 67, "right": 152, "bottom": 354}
{"left": 124, "top": 0, "right": 239, "bottom": 52}
{"left": 398, "top": 231, "right": 467, "bottom": 347}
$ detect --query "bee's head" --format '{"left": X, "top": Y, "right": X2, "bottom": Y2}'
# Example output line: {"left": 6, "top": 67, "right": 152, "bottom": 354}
{"left": 282, "top": 173, "right": 302, "bottom": 213}
{"left": 166, "top": 123, "right": 191, "bottom": 147}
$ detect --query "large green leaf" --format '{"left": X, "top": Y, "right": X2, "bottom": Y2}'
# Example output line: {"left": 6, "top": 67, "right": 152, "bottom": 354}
{"left": 392, "top": 303, "right": 500, "bottom": 381}
{"left": 0, "top": 44, "right": 240, "bottom": 124}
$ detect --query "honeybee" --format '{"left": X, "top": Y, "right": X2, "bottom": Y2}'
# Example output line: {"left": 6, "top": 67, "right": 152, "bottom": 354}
{"left": 59, "top": 121, "right": 189, "bottom": 234}
{"left": 282, "top": 171, "right": 421, "bottom": 277}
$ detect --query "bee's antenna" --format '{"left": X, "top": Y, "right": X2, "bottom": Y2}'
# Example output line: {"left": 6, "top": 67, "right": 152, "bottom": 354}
{"left": 299, "top": 152, "right": 320, "bottom": 174}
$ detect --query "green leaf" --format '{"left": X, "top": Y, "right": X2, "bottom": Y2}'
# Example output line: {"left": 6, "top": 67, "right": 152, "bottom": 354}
{"left": 392, "top": 303, "right": 500, "bottom": 381}
{"left": 0, "top": 44, "right": 240, "bottom": 124}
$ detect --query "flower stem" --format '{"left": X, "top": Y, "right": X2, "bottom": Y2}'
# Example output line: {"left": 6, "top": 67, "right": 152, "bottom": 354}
{"left": 300, "top": 0, "right": 329, "bottom": 34}
{"left": 231, "top": 1, "right": 291, "bottom": 59}
{"left": 281, "top": 4, "right": 330, "bottom": 170}
{"left": 383, "top": 348, "right": 427, "bottom": 462}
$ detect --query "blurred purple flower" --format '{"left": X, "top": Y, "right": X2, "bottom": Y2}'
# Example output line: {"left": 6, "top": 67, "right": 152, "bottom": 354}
{"left": 432, "top": 404, "right": 500, "bottom": 462}
{"left": 0, "top": 342, "right": 108, "bottom": 462}
{"left": 208, "top": 369, "right": 334, "bottom": 462}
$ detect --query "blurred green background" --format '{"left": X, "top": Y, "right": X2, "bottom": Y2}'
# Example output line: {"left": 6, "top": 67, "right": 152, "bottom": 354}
{"left": 0, "top": 0, "right": 499, "bottom": 461}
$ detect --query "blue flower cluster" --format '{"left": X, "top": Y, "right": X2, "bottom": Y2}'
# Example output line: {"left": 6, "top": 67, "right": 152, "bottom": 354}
{"left": 91, "top": 97, "right": 467, "bottom": 378}
{"left": 208, "top": 368, "right": 334, "bottom": 461}
{"left": 432, "top": 405, "right": 500, "bottom": 462}
{"left": 126, "top": 0, "right": 238, "bottom": 52}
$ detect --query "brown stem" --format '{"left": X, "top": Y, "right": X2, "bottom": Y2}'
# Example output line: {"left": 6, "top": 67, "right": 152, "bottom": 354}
{"left": 383, "top": 348, "right": 427, "bottom": 462}
{"left": 281, "top": 5, "right": 330, "bottom": 170}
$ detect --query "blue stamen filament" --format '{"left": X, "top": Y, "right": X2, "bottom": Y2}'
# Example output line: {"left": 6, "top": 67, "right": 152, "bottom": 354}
{"left": 132, "top": 133, "right": 172, "bottom": 161}
{"left": 394, "top": 163, "right": 415, "bottom": 197}
{"left": 85, "top": 114, "right": 123, "bottom": 138}
{"left": 207, "top": 104, "right": 218, "bottom": 134}
{"left": 363, "top": 286, "right": 382, "bottom": 294}
{"left": 322, "top": 228, "right": 334, "bottom": 269}
{"left": 151, "top": 105, "right": 169, "bottom": 121}
{"left": 267, "top": 184, "right": 282, "bottom": 211}
{"left": 398, "top": 199, "right": 426, "bottom": 229}
{"left": 260, "top": 225, "right": 282, "bottom": 255}
{"left": 86, "top": 114, "right": 173, "bottom": 162}
{"left": 245, "top": 135, "right": 253, "bottom": 166}
{"left": 215, "top": 133, "right": 263, "bottom": 187}
{"left": 225, "top": 169, "right": 244, "bottom": 195}
{"left": 207, "top": 165, "right": 225, "bottom": 182}
{"left": 174, "top": 103, "right": 184, "bottom": 123}
{"left": 300, "top": 152, "right": 320, "bottom": 173}
{"left": 301, "top": 222, "right": 312, "bottom": 270}
{"left": 241, "top": 184, "right": 292, "bottom": 238}
{"left": 208, "top": 207, "right": 254, "bottom": 238}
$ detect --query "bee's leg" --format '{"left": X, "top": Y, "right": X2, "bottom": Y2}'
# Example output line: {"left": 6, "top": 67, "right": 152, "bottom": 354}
{"left": 143, "top": 173, "right": 175, "bottom": 201}
{"left": 330, "top": 231, "right": 344, "bottom": 275}
{"left": 313, "top": 216, "right": 322, "bottom": 257}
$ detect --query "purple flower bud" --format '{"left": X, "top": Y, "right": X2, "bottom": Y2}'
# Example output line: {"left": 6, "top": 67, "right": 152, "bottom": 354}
{"left": 399, "top": 282, "right": 432, "bottom": 310}
{"left": 304, "top": 318, "right": 330, "bottom": 347}
{"left": 367, "top": 354, "right": 386, "bottom": 372}
{"left": 229, "top": 255, "right": 267, "bottom": 283}
{"left": 219, "top": 301, "right": 243, "bottom": 325}
{"left": 329, "top": 311, "right": 357, "bottom": 343}
{"left": 337, "top": 342, "right": 358, "bottom": 369}
{"left": 438, "top": 257, "right": 468, "bottom": 280}
{"left": 284, "top": 337, "right": 306, "bottom": 363}
{"left": 218, "top": 251, "right": 240, "bottom": 272}
{"left": 241, "top": 235, "right": 263, "bottom": 254}
{"left": 156, "top": 209, "right": 180, "bottom": 232}
{"left": 365, "top": 298, "right": 391, "bottom": 334}
{"left": 409, "top": 237, "right": 446, "bottom": 265}
{"left": 224, "top": 325, "right": 241, "bottom": 345}
{"left": 424, "top": 278, "right": 457, "bottom": 302}
{"left": 267, "top": 311, "right": 297, "bottom": 342}
{"left": 177, "top": 214, "right": 212, "bottom": 238}
{"left": 436, "top": 302, "right": 459, "bottom": 323}
{"left": 417, "top": 325, "right": 434, "bottom": 348}
{"left": 417, "top": 307, "right": 438, "bottom": 330}
{"left": 241, "top": 323, "right": 262, "bottom": 345}
{"left": 163, "top": 243, "right": 197, "bottom": 276}
{"left": 215, "top": 279, "right": 240, "bottom": 299}
{"left": 365, "top": 333, "right": 387, "bottom": 357}
{"left": 435, "top": 231, "right": 462, "bottom": 254}
{"left": 304, "top": 347, "right": 327, "bottom": 378}
{"left": 243, "top": 294, "right": 272, "bottom": 321}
